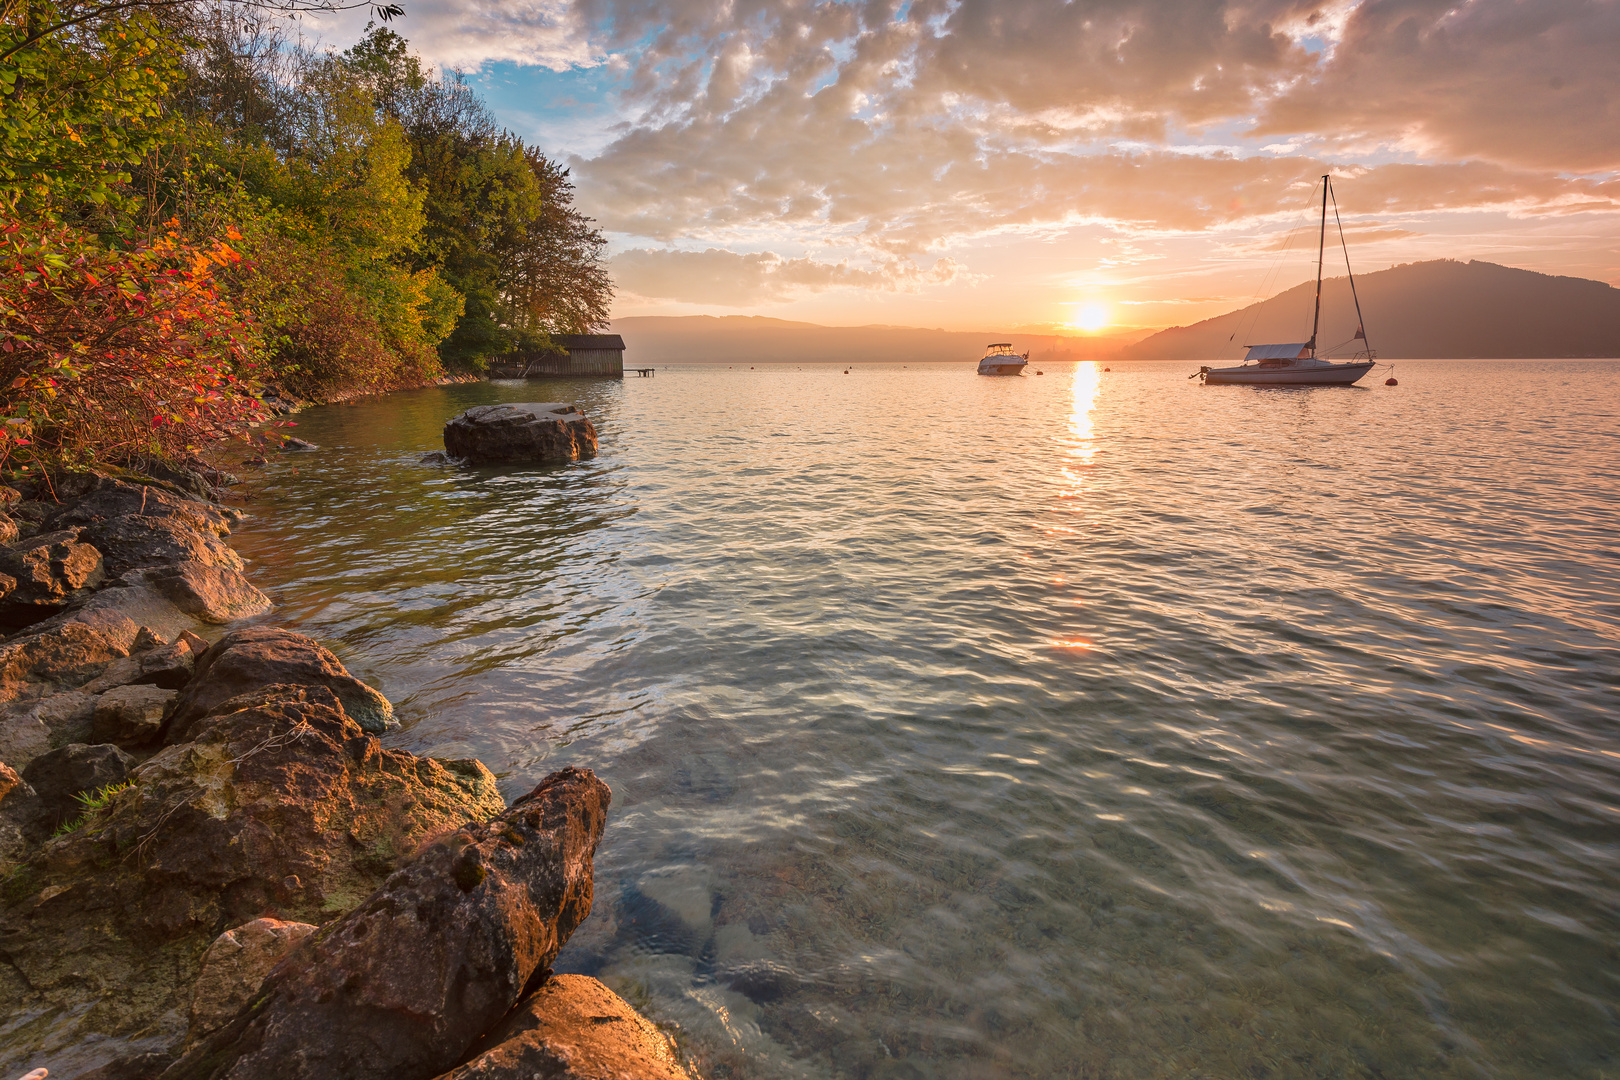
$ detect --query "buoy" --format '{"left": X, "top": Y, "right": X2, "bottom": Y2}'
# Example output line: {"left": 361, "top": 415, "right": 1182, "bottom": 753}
{"left": 1385, "top": 377, "right": 1398, "bottom": 386}
{"left": 1035, "top": 370, "right": 1044, "bottom": 375}
{"left": 1103, "top": 367, "right": 1111, "bottom": 372}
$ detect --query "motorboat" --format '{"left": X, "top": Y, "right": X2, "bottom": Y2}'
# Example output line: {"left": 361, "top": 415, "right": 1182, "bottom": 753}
{"left": 1196, "top": 175, "right": 1378, "bottom": 387}
{"left": 978, "top": 343, "right": 1028, "bottom": 376}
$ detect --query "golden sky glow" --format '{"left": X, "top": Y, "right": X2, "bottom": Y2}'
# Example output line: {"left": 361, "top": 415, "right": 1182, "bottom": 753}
{"left": 309, "top": 0, "right": 1620, "bottom": 331}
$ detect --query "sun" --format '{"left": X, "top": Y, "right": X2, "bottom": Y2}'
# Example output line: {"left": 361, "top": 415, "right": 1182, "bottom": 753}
{"left": 1075, "top": 302, "right": 1110, "bottom": 332}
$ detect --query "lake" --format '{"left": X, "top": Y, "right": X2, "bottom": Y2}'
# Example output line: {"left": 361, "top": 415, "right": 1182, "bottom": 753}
{"left": 229, "top": 359, "right": 1620, "bottom": 1079}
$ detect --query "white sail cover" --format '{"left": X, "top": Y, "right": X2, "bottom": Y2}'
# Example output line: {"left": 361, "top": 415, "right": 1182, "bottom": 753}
{"left": 1245, "top": 342, "right": 1311, "bottom": 361}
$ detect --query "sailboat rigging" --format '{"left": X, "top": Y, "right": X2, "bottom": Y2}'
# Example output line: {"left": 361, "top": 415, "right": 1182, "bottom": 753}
{"left": 1195, "top": 176, "right": 1378, "bottom": 386}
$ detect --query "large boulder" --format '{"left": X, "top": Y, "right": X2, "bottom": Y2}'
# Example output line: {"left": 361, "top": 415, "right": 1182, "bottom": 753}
{"left": 162, "top": 626, "right": 393, "bottom": 740}
{"left": 442, "top": 404, "right": 598, "bottom": 465}
{"left": 431, "top": 975, "right": 692, "bottom": 1080}
{"left": 0, "top": 683, "right": 505, "bottom": 1067}
{"left": 162, "top": 767, "right": 611, "bottom": 1080}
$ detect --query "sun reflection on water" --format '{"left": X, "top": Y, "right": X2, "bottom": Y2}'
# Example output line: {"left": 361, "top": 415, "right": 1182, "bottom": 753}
{"left": 1056, "top": 361, "right": 1100, "bottom": 496}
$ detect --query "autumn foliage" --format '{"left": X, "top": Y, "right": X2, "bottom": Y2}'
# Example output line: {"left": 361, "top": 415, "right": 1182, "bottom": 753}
{"left": 0, "top": 216, "right": 267, "bottom": 471}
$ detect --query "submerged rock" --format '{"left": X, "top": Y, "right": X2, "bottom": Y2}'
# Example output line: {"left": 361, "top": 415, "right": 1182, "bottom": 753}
{"left": 163, "top": 767, "right": 611, "bottom": 1080}
{"left": 162, "top": 626, "right": 394, "bottom": 740}
{"left": 442, "top": 403, "right": 598, "bottom": 465}
{"left": 432, "top": 974, "right": 691, "bottom": 1080}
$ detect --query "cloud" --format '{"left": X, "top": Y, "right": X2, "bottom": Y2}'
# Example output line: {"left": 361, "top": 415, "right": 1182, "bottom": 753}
{"left": 304, "top": 0, "right": 599, "bottom": 72}
{"left": 350, "top": 0, "right": 1620, "bottom": 314}
{"left": 611, "top": 248, "right": 969, "bottom": 305}
{"left": 542, "top": 0, "right": 1619, "bottom": 261}
{"left": 1259, "top": 0, "right": 1620, "bottom": 172}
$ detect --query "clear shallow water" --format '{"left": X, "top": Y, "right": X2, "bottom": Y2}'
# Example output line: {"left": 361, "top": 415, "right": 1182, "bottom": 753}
{"left": 228, "top": 361, "right": 1620, "bottom": 1079}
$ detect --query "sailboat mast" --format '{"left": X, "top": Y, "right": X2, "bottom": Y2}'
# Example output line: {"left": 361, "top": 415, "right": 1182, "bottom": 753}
{"left": 1310, "top": 175, "right": 1328, "bottom": 357}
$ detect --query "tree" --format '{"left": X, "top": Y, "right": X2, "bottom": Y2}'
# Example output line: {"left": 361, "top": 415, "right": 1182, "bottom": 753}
{"left": 0, "top": 0, "right": 182, "bottom": 216}
{"left": 505, "top": 150, "right": 612, "bottom": 336}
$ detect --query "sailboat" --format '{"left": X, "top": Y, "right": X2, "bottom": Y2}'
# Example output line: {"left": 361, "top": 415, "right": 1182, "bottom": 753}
{"left": 1196, "top": 176, "right": 1377, "bottom": 386}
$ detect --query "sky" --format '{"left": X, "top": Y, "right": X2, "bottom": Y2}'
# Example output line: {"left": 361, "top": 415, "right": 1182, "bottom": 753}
{"left": 305, "top": 0, "right": 1620, "bottom": 333}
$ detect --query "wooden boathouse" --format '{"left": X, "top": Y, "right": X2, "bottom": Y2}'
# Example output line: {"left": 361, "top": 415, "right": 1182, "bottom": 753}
{"left": 489, "top": 334, "right": 626, "bottom": 378}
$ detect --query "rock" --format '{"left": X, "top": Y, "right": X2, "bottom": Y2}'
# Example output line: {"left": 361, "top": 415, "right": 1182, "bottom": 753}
{"left": 0, "top": 761, "right": 35, "bottom": 868}
{"left": 0, "top": 486, "right": 20, "bottom": 507}
{"left": 442, "top": 403, "right": 598, "bottom": 465}
{"left": 92, "top": 683, "right": 177, "bottom": 745}
{"left": 0, "top": 760, "right": 21, "bottom": 804}
{"left": 19, "top": 741, "right": 135, "bottom": 837}
{"left": 0, "top": 691, "right": 98, "bottom": 765}
{"left": 432, "top": 975, "right": 692, "bottom": 1080}
{"left": 151, "top": 561, "right": 272, "bottom": 624}
{"left": 162, "top": 627, "right": 393, "bottom": 741}
{"left": 0, "top": 528, "right": 106, "bottom": 627}
{"left": 0, "top": 513, "right": 17, "bottom": 545}
{"left": 420, "top": 450, "right": 459, "bottom": 465}
{"left": 83, "top": 635, "right": 197, "bottom": 694}
{"left": 188, "top": 918, "right": 318, "bottom": 1045}
{"left": 44, "top": 475, "right": 236, "bottom": 546}
{"left": 279, "top": 437, "right": 317, "bottom": 451}
{"left": 0, "top": 620, "right": 130, "bottom": 704}
{"left": 40, "top": 475, "right": 270, "bottom": 623}
{"left": 77, "top": 1053, "right": 178, "bottom": 1079}
{"left": 163, "top": 767, "right": 611, "bottom": 1080}
{"left": 0, "top": 683, "right": 505, "bottom": 1063}
{"left": 179, "top": 629, "right": 211, "bottom": 658}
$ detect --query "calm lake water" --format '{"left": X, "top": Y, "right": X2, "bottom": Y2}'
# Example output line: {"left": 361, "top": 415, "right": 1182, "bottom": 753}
{"left": 228, "top": 360, "right": 1620, "bottom": 1079}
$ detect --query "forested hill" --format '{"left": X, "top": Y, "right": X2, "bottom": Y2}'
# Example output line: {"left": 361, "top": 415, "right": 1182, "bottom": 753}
{"left": 1125, "top": 261, "right": 1620, "bottom": 362}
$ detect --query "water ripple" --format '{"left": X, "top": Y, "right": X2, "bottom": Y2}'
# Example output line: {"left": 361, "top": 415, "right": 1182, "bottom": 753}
{"left": 230, "top": 360, "right": 1620, "bottom": 1079}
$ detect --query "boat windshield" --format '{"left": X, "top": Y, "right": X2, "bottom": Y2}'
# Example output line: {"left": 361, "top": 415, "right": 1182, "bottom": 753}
{"left": 985, "top": 343, "right": 1016, "bottom": 355}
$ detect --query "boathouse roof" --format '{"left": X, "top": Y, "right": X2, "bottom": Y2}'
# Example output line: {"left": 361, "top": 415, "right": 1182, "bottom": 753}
{"left": 554, "top": 334, "right": 626, "bottom": 351}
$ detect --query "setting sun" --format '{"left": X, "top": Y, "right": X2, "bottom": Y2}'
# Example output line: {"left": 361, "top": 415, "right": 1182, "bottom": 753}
{"left": 1075, "top": 302, "right": 1110, "bottom": 332}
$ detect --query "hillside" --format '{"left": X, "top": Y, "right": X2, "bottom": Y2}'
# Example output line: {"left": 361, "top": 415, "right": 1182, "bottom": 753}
{"left": 1125, "top": 260, "right": 1620, "bottom": 363}
{"left": 607, "top": 316, "right": 1144, "bottom": 364}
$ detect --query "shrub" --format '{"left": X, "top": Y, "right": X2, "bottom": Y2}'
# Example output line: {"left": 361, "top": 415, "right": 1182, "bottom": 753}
{"left": 0, "top": 216, "right": 267, "bottom": 473}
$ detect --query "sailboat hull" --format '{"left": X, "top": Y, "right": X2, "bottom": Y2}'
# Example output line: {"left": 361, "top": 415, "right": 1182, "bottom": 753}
{"left": 1202, "top": 361, "right": 1374, "bottom": 386}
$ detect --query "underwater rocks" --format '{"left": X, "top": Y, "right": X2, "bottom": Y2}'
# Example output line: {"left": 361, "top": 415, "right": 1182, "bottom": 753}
{"left": 432, "top": 974, "right": 692, "bottom": 1080}
{"left": 162, "top": 767, "right": 611, "bottom": 1080}
{"left": 441, "top": 403, "right": 598, "bottom": 465}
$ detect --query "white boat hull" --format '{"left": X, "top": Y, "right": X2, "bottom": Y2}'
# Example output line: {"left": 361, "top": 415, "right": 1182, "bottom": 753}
{"left": 978, "top": 361, "right": 1027, "bottom": 376}
{"left": 1201, "top": 360, "right": 1374, "bottom": 386}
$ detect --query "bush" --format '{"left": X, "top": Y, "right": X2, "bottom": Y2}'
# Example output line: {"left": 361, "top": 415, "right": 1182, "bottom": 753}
{"left": 0, "top": 216, "right": 267, "bottom": 473}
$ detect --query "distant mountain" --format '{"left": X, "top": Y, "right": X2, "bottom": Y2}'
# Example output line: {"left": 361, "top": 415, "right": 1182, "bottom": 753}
{"left": 607, "top": 315, "right": 1141, "bottom": 364}
{"left": 1124, "top": 260, "right": 1620, "bottom": 362}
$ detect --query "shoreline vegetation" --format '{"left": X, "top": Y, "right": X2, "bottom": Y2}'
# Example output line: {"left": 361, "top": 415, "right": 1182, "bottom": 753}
{"left": 0, "top": 2, "right": 688, "bottom": 1076}
{"left": 2, "top": 1, "right": 611, "bottom": 480}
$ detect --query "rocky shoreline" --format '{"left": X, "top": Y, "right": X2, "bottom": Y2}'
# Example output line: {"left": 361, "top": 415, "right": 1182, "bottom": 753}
{"left": 0, "top": 469, "right": 690, "bottom": 1079}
